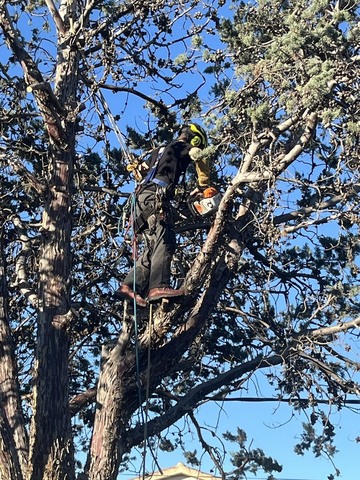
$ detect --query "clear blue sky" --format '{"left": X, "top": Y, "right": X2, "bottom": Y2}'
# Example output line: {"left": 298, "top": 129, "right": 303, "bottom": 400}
{"left": 133, "top": 387, "right": 360, "bottom": 480}
{"left": 200, "top": 398, "right": 359, "bottom": 480}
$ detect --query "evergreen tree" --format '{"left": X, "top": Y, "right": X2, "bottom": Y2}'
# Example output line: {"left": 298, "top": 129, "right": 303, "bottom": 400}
{"left": 0, "top": 0, "right": 359, "bottom": 479}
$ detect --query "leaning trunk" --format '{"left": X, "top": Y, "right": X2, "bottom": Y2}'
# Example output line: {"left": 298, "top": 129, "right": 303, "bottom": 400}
{"left": 88, "top": 330, "right": 138, "bottom": 480}
{"left": 0, "top": 226, "right": 28, "bottom": 479}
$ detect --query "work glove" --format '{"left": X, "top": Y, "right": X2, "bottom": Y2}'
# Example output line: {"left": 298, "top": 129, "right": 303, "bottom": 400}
{"left": 126, "top": 161, "right": 142, "bottom": 182}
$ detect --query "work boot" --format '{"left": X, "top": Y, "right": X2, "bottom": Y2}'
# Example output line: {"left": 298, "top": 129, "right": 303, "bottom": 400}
{"left": 147, "top": 287, "right": 184, "bottom": 303}
{"left": 114, "top": 284, "right": 147, "bottom": 308}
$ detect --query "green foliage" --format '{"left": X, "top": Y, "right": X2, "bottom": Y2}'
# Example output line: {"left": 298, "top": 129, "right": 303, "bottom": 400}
{"left": 294, "top": 413, "right": 338, "bottom": 460}
{"left": 224, "top": 429, "right": 282, "bottom": 479}
{"left": 1, "top": 0, "right": 360, "bottom": 479}
{"left": 184, "top": 450, "right": 201, "bottom": 467}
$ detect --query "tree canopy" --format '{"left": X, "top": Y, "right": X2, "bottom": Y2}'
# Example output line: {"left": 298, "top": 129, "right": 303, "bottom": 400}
{"left": 0, "top": 0, "right": 360, "bottom": 479}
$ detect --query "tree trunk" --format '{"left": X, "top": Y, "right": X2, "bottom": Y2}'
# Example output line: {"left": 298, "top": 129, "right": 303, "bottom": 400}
{"left": 27, "top": 150, "right": 75, "bottom": 480}
{"left": 24, "top": 7, "right": 80, "bottom": 477}
{"left": 0, "top": 227, "right": 28, "bottom": 479}
{"left": 88, "top": 330, "right": 138, "bottom": 480}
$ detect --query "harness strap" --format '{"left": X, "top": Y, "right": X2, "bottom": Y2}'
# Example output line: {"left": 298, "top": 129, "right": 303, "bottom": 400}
{"left": 140, "top": 146, "right": 165, "bottom": 186}
{"left": 151, "top": 177, "right": 168, "bottom": 187}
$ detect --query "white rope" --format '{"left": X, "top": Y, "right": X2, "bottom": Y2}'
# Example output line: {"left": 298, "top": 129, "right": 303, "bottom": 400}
{"left": 142, "top": 302, "right": 153, "bottom": 478}
{"left": 97, "top": 89, "right": 133, "bottom": 164}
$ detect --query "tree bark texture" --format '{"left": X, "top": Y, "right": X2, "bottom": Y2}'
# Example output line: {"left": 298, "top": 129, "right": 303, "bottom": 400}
{"left": 20, "top": 4, "right": 80, "bottom": 477}
{"left": 0, "top": 228, "right": 28, "bottom": 479}
{"left": 27, "top": 153, "right": 75, "bottom": 480}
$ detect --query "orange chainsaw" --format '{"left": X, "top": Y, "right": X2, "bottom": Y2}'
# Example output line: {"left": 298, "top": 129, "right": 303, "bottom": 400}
{"left": 187, "top": 187, "right": 221, "bottom": 217}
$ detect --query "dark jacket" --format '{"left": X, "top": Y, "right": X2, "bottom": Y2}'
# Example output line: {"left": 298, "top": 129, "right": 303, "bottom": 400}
{"left": 146, "top": 140, "right": 210, "bottom": 189}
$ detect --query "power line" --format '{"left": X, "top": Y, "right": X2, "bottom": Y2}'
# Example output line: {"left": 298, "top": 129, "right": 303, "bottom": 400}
{"left": 207, "top": 396, "right": 360, "bottom": 405}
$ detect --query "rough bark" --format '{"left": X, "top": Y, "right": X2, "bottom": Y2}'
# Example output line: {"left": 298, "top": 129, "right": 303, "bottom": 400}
{"left": 0, "top": 0, "right": 80, "bottom": 473}
{"left": 27, "top": 151, "right": 76, "bottom": 480}
{"left": 89, "top": 341, "right": 135, "bottom": 479}
{"left": 24, "top": 4, "right": 80, "bottom": 479}
{"left": 0, "top": 227, "right": 28, "bottom": 480}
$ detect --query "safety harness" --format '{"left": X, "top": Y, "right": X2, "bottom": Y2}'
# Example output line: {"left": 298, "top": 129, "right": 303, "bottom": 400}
{"left": 133, "top": 146, "right": 170, "bottom": 234}
{"left": 140, "top": 146, "right": 167, "bottom": 187}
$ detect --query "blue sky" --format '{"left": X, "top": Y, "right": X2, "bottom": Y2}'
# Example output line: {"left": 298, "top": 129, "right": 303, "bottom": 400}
{"left": 131, "top": 386, "right": 360, "bottom": 480}
{"left": 4, "top": 2, "right": 360, "bottom": 479}
{"left": 94, "top": 6, "right": 360, "bottom": 480}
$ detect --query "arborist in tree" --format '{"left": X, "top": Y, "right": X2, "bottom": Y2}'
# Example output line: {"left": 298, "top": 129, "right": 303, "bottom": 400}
{"left": 116, "top": 123, "right": 211, "bottom": 307}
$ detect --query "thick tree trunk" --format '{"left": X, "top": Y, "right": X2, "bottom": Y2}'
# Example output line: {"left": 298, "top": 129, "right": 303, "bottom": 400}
{"left": 88, "top": 330, "right": 138, "bottom": 480}
{"left": 0, "top": 227, "right": 28, "bottom": 480}
{"left": 23, "top": 7, "right": 80, "bottom": 478}
{"left": 27, "top": 151, "right": 75, "bottom": 480}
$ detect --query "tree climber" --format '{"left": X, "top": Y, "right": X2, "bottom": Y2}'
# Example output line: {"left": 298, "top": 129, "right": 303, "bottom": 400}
{"left": 115, "top": 123, "right": 210, "bottom": 307}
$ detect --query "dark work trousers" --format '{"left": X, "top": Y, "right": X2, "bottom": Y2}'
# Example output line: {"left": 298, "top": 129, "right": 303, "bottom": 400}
{"left": 123, "top": 185, "right": 176, "bottom": 296}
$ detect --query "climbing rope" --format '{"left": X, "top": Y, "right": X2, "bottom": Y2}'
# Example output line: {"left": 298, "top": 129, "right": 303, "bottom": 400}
{"left": 97, "top": 89, "right": 133, "bottom": 165}
{"left": 142, "top": 302, "right": 153, "bottom": 479}
{"left": 130, "top": 192, "right": 144, "bottom": 420}
{"left": 97, "top": 89, "right": 161, "bottom": 477}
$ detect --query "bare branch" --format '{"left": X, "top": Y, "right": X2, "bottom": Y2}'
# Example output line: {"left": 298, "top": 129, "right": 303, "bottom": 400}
{"left": 275, "top": 184, "right": 360, "bottom": 230}
{"left": 44, "top": 0, "right": 65, "bottom": 33}
{"left": 12, "top": 218, "right": 39, "bottom": 309}
{"left": 10, "top": 160, "right": 46, "bottom": 195}
{"left": 126, "top": 354, "right": 283, "bottom": 449}
{"left": 302, "top": 316, "right": 360, "bottom": 339}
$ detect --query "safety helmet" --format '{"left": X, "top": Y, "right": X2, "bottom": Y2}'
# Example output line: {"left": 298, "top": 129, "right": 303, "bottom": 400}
{"left": 182, "top": 123, "right": 208, "bottom": 149}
